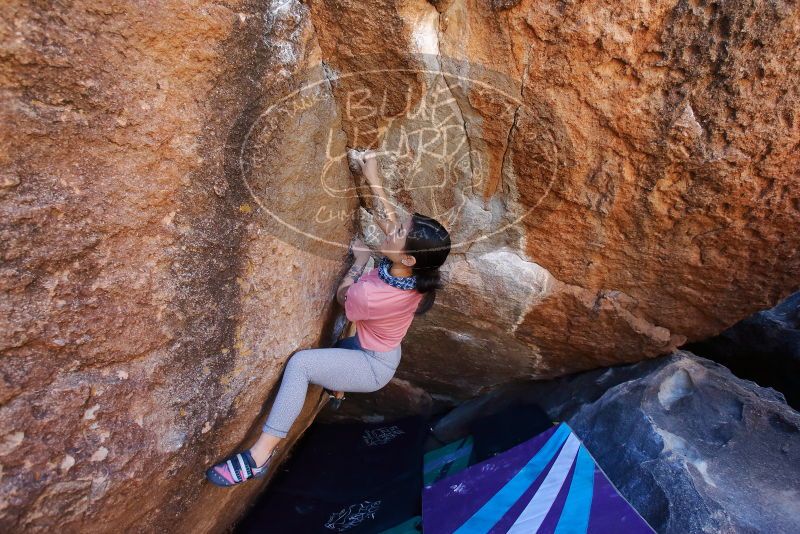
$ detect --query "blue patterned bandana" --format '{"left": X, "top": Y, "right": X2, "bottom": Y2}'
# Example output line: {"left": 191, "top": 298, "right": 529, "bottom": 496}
{"left": 377, "top": 256, "right": 417, "bottom": 290}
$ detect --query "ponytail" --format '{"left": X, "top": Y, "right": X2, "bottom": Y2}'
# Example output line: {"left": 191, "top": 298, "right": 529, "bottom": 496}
{"left": 412, "top": 266, "right": 443, "bottom": 315}
{"left": 404, "top": 213, "right": 451, "bottom": 315}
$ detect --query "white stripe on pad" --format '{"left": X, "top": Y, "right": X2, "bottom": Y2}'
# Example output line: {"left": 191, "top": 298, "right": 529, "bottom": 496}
{"left": 506, "top": 433, "right": 581, "bottom": 534}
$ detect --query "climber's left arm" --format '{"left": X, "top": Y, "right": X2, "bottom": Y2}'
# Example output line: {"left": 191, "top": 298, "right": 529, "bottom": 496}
{"left": 359, "top": 151, "right": 400, "bottom": 238}
{"left": 336, "top": 239, "right": 371, "bottom": 307}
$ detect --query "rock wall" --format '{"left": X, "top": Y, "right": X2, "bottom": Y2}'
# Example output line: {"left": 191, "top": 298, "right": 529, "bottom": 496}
{"left": 395, "top": 0, "right": 800, "bottom": 398}
{"left": 310, "top": 0, "right": 800, "bottom": 402}
{"left": 1, "top": 0, "right": 799, "bottom": 531}
{"left": 1, "top": 1, "right": 353, "bottom": 531}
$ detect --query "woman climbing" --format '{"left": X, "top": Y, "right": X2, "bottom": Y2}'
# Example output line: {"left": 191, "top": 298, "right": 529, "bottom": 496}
{"left": 206, "top": 150, "right": 452, "bottom": 487}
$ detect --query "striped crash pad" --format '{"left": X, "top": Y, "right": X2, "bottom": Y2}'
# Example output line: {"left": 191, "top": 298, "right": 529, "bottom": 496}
{"left": 422, "top": 423, "right": 655, "bottom": 533}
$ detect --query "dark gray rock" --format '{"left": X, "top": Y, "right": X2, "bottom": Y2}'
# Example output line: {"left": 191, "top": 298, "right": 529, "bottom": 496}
{"left": 684, "top": 290, "right": 800, "bottom": 409}
{"left": 430, "top": 351, "right": 800, "bottom": 534}
{"left": 543, "top": 352, "right": 800, "bottom": 534}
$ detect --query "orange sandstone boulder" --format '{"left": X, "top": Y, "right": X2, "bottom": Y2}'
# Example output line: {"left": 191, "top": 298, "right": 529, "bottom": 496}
{"left": 1, "top": 0, "right": 799, "bottom": 531}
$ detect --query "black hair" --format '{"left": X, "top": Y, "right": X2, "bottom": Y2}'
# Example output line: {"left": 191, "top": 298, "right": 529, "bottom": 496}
{"left": 403, "top": 212, "right": 451, "bottom": 315}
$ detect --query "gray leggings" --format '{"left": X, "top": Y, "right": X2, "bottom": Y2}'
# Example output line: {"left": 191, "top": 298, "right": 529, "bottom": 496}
{"left": 262, "top": 333, "right": 401, "bottom": 438}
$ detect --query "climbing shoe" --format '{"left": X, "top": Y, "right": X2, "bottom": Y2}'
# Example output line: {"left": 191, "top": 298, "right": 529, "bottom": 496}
{"left": 206, "top": 448, "right": 274, "bottom": 487}
{"left": 324, "top": 389, "right": 346, "bottom": 410}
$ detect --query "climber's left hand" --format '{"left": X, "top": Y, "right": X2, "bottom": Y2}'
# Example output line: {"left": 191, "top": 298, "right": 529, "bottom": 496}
{"left": 350, "top": 237, "right": 372, "bottom": 263}
{"left": 358, "top": 150, "right": 380, "bottom": 185}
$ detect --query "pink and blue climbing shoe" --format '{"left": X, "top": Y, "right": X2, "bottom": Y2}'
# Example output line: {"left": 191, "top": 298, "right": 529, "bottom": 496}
{"left": 206, "top": 449, "right": 274, "bottom": 487}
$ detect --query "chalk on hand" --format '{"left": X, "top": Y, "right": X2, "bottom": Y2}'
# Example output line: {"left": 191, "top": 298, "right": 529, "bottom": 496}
{"left": 347, "top": 148, "right": 366, "bottom": 174}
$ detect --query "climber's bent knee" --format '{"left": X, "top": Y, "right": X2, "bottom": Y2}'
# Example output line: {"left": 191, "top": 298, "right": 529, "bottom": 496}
{"left": 284, "top": 350, "right": 312, "bottom": 377}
